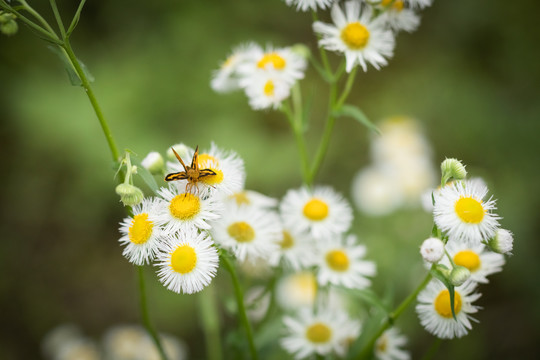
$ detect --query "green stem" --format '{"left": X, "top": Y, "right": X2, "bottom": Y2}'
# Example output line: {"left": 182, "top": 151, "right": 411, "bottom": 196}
{"left": 420, "top": 338, "right": 442, "bottom": 360}
{"left": 137, "top": 266, "right": 169, "bottom": 360}
{"left": 0, "top": 3, "right": 62, "bottom": 44}
{"left": 48, "top": 0, "right": 66, "bottom": 39}
{"left": 221, "top": 254, "right": 258, "bottom": 360}
{"left": 335, "top": 66, "right": 358, "bottom": 109}
{"left": 62, "top": 39, "right": 120, "bottom": 161}
{"left": 199, "top": 283, "right": 222, "bottom": 360}
{"left": 311, "top": 10, "right": 332, "bottom": 80}
{"left": 357, "top": 273, "right": 433, "bottom": 359}
{"left": 282, "top": 102, "right": 310, "bottom": 183}
{"left": 18, "top": 0, "right": 58, "bottom": 37}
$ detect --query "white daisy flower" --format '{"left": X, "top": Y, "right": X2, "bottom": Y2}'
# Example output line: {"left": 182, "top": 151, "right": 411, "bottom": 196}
{"left": 378, "top": 1, "right": 420, "bottom": 33}
{"left": 156, "top": 229, "right": 219, "bottom": 294}
{"left": 374, "top": 327, "right": 410, "bottom": 360}
{"left": 211, "top": 42, "right": 258, "bottom": 93}
{"left": 441, "top": 241, "right": 505, "bottom": 284}
{"left": 281, "top": 308, "right": 360, "bottom": 359}
{"left": 276, "top": 271, "right": 318, "bottom": 310}
{"left": 313, "top": 1, "right": 395, "bottom": 72}
{"left": 407, "top": 0, "right": 433, "bottom": 9}
{"left": 416, "top": 279, "right": 481, "bottom": 339}
{"left": 351, "top": 166, "right": 403, "bottom": 216}
{"left": 433, "top": 180, "right": 500, "bottom": 245}
{"left": 118, "top": 198, "right": 164, "bottom": 265}
{"left": 280, "top": 186, "right": 353, "bottom": 240}
{"left": 285, "top": 0, "right": 334, "bottom": 12}
{"left": 238, "top": 44, "right": 307, "bottom": 85}
{"left": 244, "top": 72, "right": 292, "bottom": 110}
{"left": 211, "top": 204, "right": 282, "bottom": 263}
{"left": 316, "top": 234, "right": 376, "bottom": 289}
{"left": 226, "top": 189, "right": 278, "bottom": 208}
{"left": 167, "top": 143, "right": 245, "bottom": 197}
{"left": 269, "top": 228, "right": 317, "bottom": 270}
{"left": 155, "top": 186, "right": 222, "bottom": 234}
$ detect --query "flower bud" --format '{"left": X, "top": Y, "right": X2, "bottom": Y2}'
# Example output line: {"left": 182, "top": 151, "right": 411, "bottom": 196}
{"left": 0, "top": 13, "right": 18, "bottom": 36}
{"left": 166, "top": 143, "right": 191, "bottom": 161}
{"left": 441, "top": 158, "right": 467, "bottom": 183}
{"left": 141, "top": 151, "right": 164, "bottom": 175}
{"left": 420, "top": 237, "right": 445, "bottom": 263}
{"left": 290, "top": 44, "right": 311, "bottom": 59}
{"left": 115, "top": 183, "right": 144, "bottom": 207}
{"left": 449, "top": 265, "right": 471, "bottom": 286}
{"left": 487, "top": 228, "right": 514, "bottom": 255}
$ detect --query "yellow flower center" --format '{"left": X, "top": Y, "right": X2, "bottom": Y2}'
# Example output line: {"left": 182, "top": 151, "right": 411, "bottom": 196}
{"left": 375, "top": 334, "right": 388, "bottom": 353}
{"left": 305, "top": 323, "right": 332, "bottom": 344}
{"left": 198, "top": 154, "right": 219, "bottom": 167}
{"left": 341, "top": 22, "right": 370, "bottom": 49}
{"left": 381, "top": 0, "right": 404, "bottom": 11}
{"left": 170, "top": 245, "right": 197, "bottom": 274}
{"left": 434, "top": 289, "right": 462, "bottom": 318}
{"left": 231, "top": 191, "right": 251, "bottom": 205}
{"left": 453, "top": 250, "right": 481, "bottom": 272}
{"left": 303, "top": 198, "right": 329, "bottom": 221}
{"left": 294, "top": 272, "right": 318, "bottom": 298}
{"left": 326, "top": 250, "right": 350, "bottom": 272}
{"left": 454, "top": 196, "right": 485, "bottom": 224}
{"left": 227, "top": 221, "right": 255, "bottom": 243}
{"left": 279, "top": 231, "right": 295, "bottom": 250}
{"left": 222, "top": 55, "right": 235, "bottom": 69}
{"left": 263, "top": 80, "right": 275, "bottom": 96}
{"left": 169, "top": 193, "right": 201, "bottom": 220}
{"left": 128, "top": 213, "right": 153, "bottom": 245}
{"left": 201, "top": 169, "right": 224, "bottom": 185}
{"left": 257, "top": 52, "right": 286, "bottom": 70}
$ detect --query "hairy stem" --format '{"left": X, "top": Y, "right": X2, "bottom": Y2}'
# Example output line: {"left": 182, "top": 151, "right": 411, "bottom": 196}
{"left": 199, "top": 284, "right": 222, "bottom": 360}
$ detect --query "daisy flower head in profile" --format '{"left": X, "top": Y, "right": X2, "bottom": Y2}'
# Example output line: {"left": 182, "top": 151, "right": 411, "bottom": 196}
{"left": 281, "top": 307, "right": 361, "bottom": 359}
{"left": 211, "top": 203, "right": 282, "bottom": 263}
{"left": 416, "top": 279, "right": 481, "bottom": 339}
{"left": 313, "top": 1, "right": 395, "bottom": 72}
{"left": 316, "top": 234, "right": 376, "bottom": 289}
{"left": 441, "top": 240, "right": 505, "bottom": 284}
{"left": 156, "top": 228, "right": 219, "bottom": 294}
{"left": 285, "top": 0, "right": 335, "bottom": 12}
{"left": 238, "top": 44, "right": 307, "bottom": 85}
{"left": 377, "top": 0, "right": 421, "bottom": 33}
{"left": 118, "top": 197, "right": 164, "bottom": 265}
{"left": 155, "top": 185, "right": 222, "bottom": 234}
{"left": 374, "top": 327, "right": 410, "bottom": 360}
{"left": 276, "top": 271, "right": 318, "bottom": 311}
{"left": 280, "top": 186, "right": 353, "bottom": 240}
{"left": 433, "top": 180, "right": 500, "bottom": 245}
{"left": 243, "top": 72, "right": 292, "bottom": 110}
{"left": 211, "top": 42, "right": 259, "bottom": 93}
{"left": 226, "top": 189, "right": 278, "bottom": 209}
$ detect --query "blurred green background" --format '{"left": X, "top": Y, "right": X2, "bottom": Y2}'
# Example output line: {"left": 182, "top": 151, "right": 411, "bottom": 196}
{"left": 1, "top": 0, "right": 539, "bottom": 358}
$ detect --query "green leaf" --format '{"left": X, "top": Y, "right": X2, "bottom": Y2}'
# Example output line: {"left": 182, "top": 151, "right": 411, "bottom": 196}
{"left": 48, "top": 45, "right": 81, "bottom": 86}
{"left": 333, "top": 104, "right": 381, "bottom": 134}
{"left": 430, "top": 267, "right": 457, "bottom": 320}
{"left": 66, "top": 0, "right": 87, "bottom": 37}
{"left": 132, "top": 158, "right": 158, "bottom": 194}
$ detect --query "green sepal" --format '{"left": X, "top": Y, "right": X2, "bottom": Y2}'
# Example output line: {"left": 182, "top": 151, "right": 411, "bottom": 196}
{"left": 333, "top": 104, "right": 381, "bottom": 134}
{"left": 430, "top": 265, "right": 458, "bottom": 320}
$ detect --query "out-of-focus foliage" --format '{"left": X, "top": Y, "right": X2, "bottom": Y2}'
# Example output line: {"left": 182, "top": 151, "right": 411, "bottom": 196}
{"left": 0, "top": 0, "right": 539, "bottom": 358}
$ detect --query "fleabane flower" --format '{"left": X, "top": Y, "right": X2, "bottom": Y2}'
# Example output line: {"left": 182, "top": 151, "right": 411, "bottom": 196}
{"left": 416, "top": 279, "right": 481, "bottom": 339}
{"left": 407, "top": 0, "right": 433, "bottom": 9}
{"left": 281, "top": 308, "right": 360, "bottom": 359}
{"left": 285, "top": 0, "right": 334, "bottom": 12}
{"left": 211, "top": 42, "right": 258, "bottom": 93}
{"left": 244, "top": 73, "right": 291, "bottom": 110}
{"left": 156, "top": 228, "right": 219, "bottom": 294}
{"left": 211, "top": 203, "right": 282, "bottom": 263}
{"left": 280, "top": 186, "right": 353, "bottom": 240}
{"left": 226, "top": 189, "right": 278, "bottom": 209}
{"left": 378, "top": 0, "right": 420, "bottom": 33}
{"left": 313, "top": 1, "right": 395, "bottom": 72}
{"left": 441, "top": 240, "right": 505, "bottom": 284}
{"left": 118, "top": 198, "right": 164, "bottom": 265}
{"left": 269, "top": 228, "right": 317, "bottom": 270}
{"left": 276, "top": 271, "right": 318, "bottom": 310}
{"left": 155, "top": 185, "right": 222, "bottom": 234}
{"left": 238, "top": 44, "right": 307, "bottom": 85}
{"left": 166, "top": 143, "right": 245, "bottom": 197}
{"left": 316, "top": 234, "right": 376, "bottom": 289}
{"left": 433, "top": 180, "right": 500, "bottom": 245}
{"left": 374, "top": 327, "right": 410, "bottom": 360}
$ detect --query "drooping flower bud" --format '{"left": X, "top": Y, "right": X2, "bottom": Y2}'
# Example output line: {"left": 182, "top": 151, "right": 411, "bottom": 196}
{"left": 115, "top": 183, "right": 144, "bottom": 207}
{"left": 441, "top": 158, "right": 467, "bottom": 184}
{"left": 449, "top": 265, "right": 471, "bottom": 286}
{"left": 420, "top": 237, "right": 445, "bottom": 263}
{"left": 487, "top": 228, "right": 514, "bottom": 255}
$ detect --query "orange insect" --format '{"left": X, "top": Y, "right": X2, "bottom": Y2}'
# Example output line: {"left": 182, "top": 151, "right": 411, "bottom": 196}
{"left": 165, "top": 146, "right": 216, "bottom": 193}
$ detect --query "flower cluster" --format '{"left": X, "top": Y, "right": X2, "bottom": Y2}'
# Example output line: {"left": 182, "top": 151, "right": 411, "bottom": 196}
{"left": 416, "top": 159, "right": 514, "bottom": 339}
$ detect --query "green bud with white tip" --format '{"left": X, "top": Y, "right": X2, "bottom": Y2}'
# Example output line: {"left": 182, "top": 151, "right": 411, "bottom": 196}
{"left": 115, "top": 183, "right": 144, "bottom": 207}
